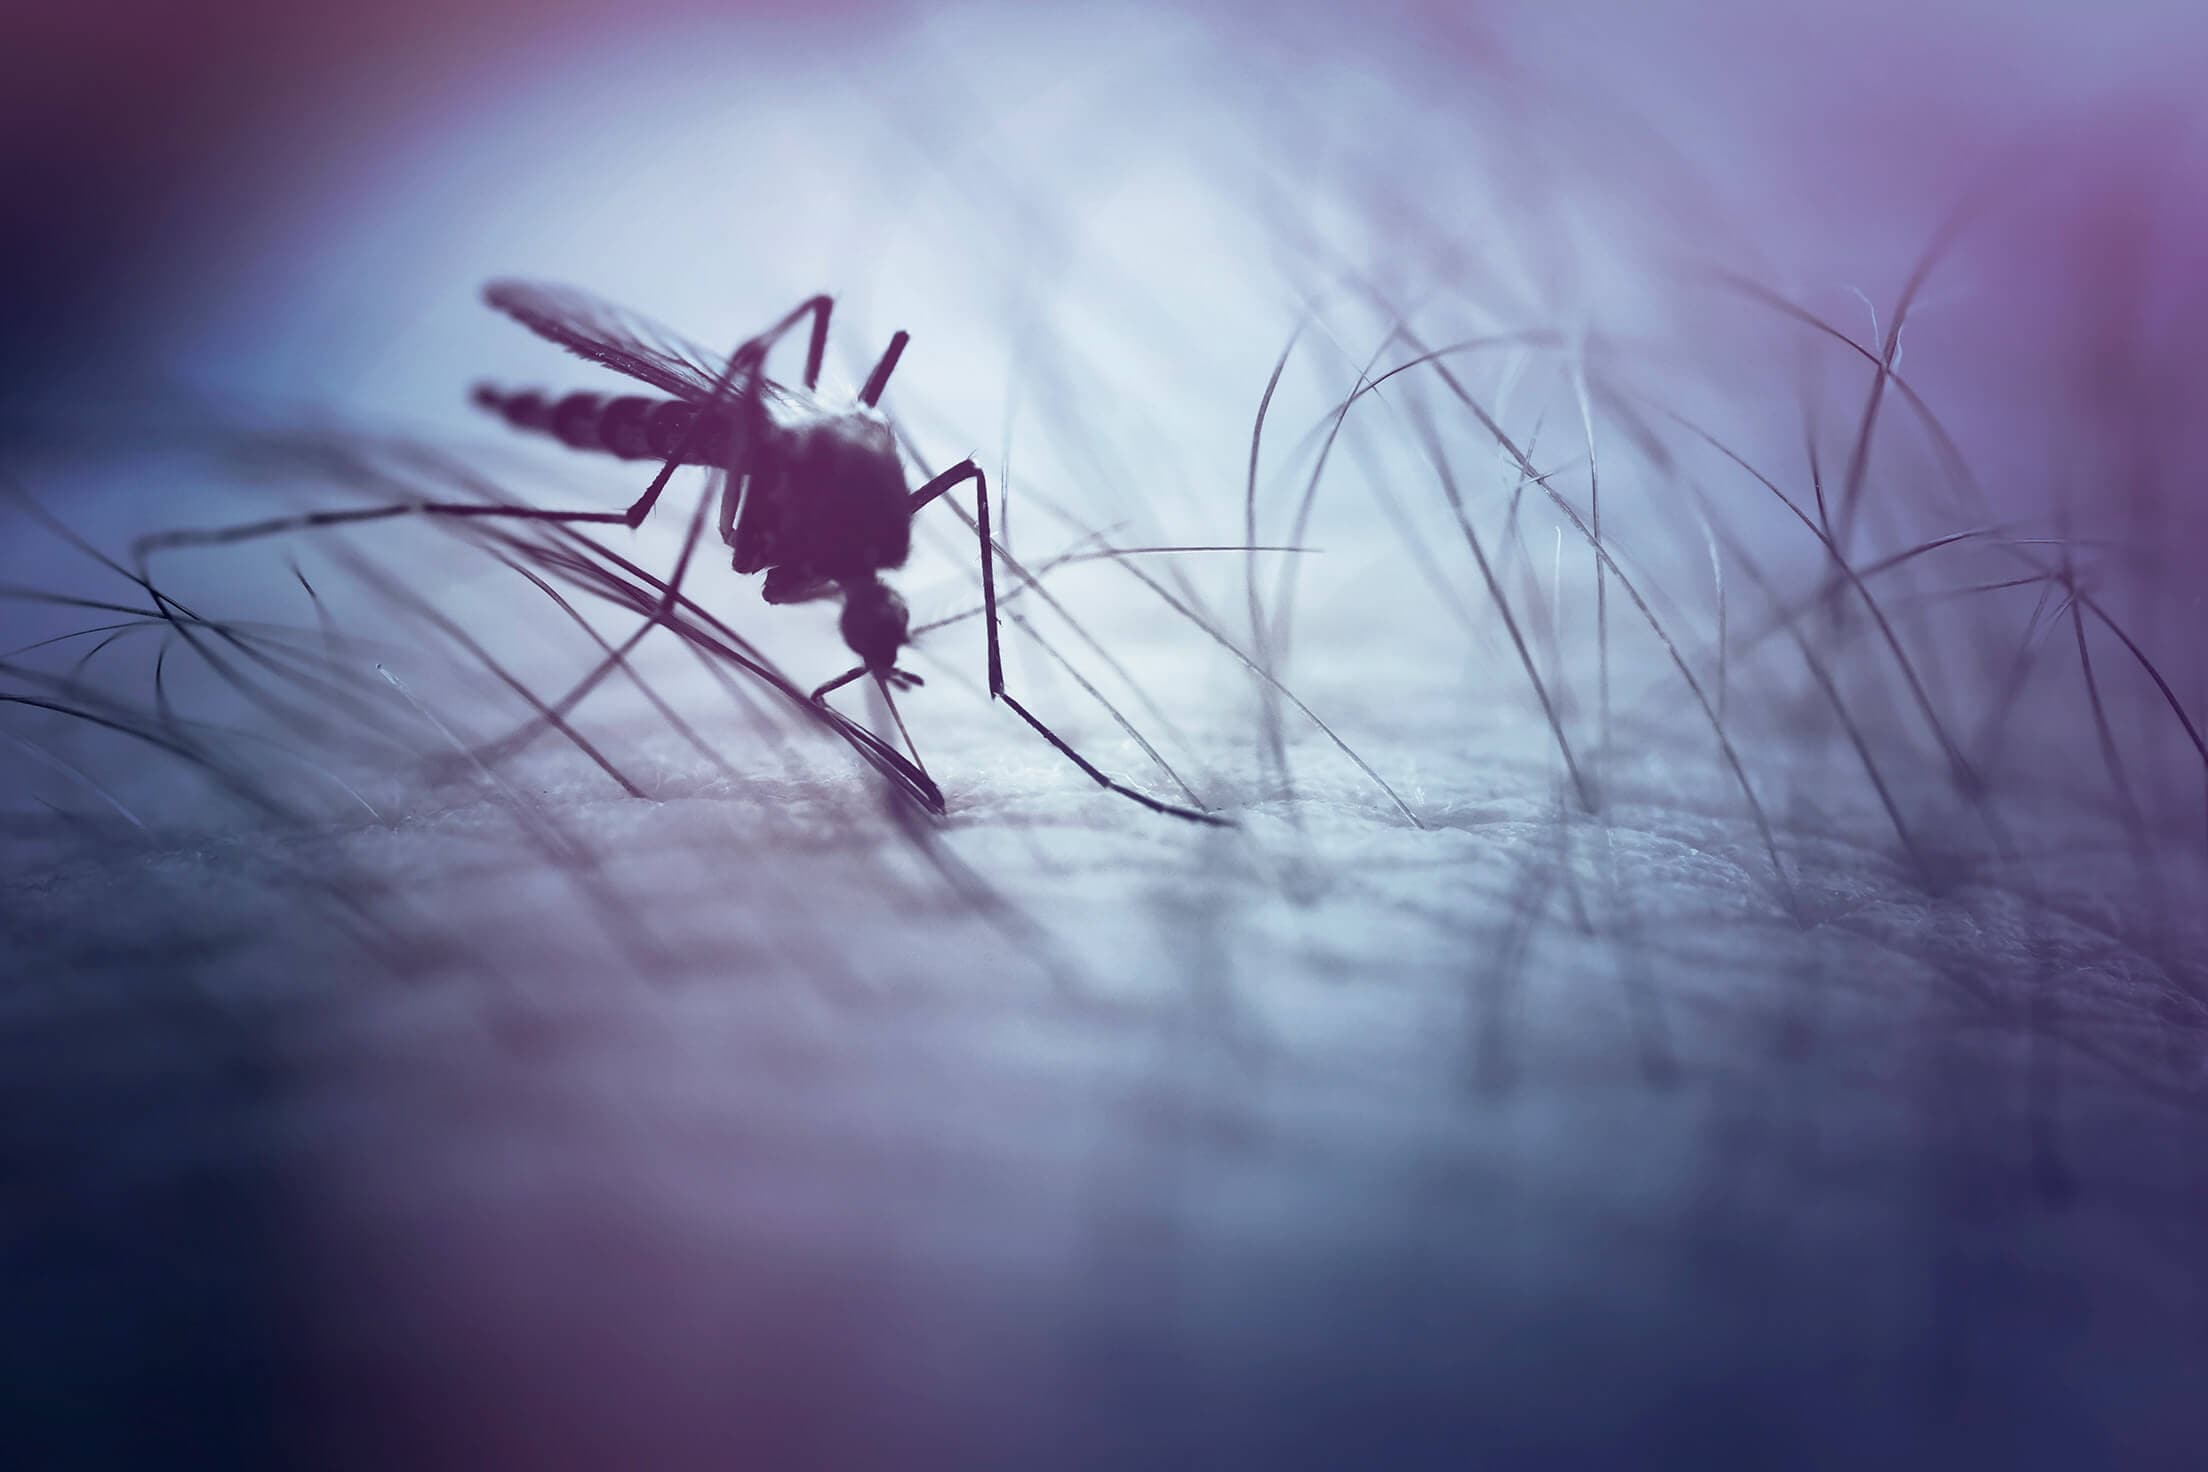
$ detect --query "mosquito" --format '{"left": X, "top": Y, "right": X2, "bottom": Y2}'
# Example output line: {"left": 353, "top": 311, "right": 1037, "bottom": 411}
{"left": 138, "top": 281, "right": 1226, "bottom": 824}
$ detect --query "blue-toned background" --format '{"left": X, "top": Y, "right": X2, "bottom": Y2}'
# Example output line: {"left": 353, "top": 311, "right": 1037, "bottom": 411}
{"left": 5, "top": 2, "right": 2206, "bottom": 1466}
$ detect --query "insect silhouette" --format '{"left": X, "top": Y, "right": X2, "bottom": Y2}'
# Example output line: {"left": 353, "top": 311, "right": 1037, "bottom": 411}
{"left": 138, "top": 281, "right": 1225, "bottom": 824}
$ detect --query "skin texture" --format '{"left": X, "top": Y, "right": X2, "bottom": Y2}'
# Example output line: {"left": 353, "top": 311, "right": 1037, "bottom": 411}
{"left": 6, "top": 3, "right": 2208, "bottom": 1465}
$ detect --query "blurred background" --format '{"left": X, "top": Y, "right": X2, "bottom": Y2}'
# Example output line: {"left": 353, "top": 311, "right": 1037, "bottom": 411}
{"left": 5, "top": 1, "right": 2207, "bottom": 1466}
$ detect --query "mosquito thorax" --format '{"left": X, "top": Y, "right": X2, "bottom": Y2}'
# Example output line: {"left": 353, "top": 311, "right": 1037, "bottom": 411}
{"left": 768, "top": 414, "right": 912, "bottom": 572}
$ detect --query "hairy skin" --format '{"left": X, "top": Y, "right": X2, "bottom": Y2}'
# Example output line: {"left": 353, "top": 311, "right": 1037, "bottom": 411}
{"left": 7, "top": 3, "right": 2208, "bottom": 1467}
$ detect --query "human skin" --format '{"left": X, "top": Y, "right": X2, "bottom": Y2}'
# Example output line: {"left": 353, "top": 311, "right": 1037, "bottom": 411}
{"left": 4, "top": 4, "right": 2205, "bottom": 1466}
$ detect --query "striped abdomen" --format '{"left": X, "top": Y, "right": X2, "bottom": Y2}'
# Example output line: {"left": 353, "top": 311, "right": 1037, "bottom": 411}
{"left": 471, "top": 386, "right": 741, "bottom": 467}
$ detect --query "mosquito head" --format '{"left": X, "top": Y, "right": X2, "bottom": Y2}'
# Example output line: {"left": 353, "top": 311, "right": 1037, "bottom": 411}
{"left": 839, "top": 577, "right": 910, "bottom": 674}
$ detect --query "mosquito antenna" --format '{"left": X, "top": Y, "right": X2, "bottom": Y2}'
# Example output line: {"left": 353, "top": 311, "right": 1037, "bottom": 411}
{"left": 859, "top": 331, "right": 910, "bottom": 408}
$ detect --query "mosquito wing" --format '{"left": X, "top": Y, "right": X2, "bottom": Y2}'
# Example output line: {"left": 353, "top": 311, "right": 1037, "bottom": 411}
{"left": 484, "top": 280, "right": 804, "bottom": 409}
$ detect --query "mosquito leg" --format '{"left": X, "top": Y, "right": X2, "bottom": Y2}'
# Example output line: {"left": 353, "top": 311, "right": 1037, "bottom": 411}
{"left": 148, "top": 294, "right": 843, "bottom": 563}
{"left": 639, "top": 290, "right": 833, "bottom": 545}
{"left": 131, "top": 498, "right": 637, "bottom": 564}
{"left": 473, "top": 479, "right": 724, "bottom": 761}
{"left": 859, "top": 332, "right": 910, "bottom": 408}
{"left": 811, "top": 665, "right": 867, "bottom": 703}
{"left": 146, "top": 364, "right": 765, "bottom": 569}
{"left": 790, "top": 297, "right": 834, "bottom": 391}
{"left": 906, "top": 457, "right": 978, "bottom": 517}
{"left": 528, "top": 293, "right": 831, "bottom": 535}
{"left": 735, "top": 295, "right": 834, "bottom": 392}
{"left": 621, "top": 352, "right": 769, "bottom": 529}
{"left": 916, "top": 459, "right": 1228, "bottom": 826}
{"left": 163, "top": 296, "right": 838, "bottom": 561}
{"left": 623, "top": 293, "right": 832, "bottom": 528}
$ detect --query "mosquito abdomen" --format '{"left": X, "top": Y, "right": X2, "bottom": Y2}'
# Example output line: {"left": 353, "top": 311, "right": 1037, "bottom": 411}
{"left": 471, "top": 385, "right": 738, "bottom": 467}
